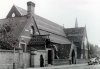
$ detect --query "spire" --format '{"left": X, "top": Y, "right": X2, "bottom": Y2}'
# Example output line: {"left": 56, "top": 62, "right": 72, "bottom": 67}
{"left": 75, "top": 18, "right": 78, "bottom": 28}
{"left": 63, "top": 24, "right": 64, "bottom": 29}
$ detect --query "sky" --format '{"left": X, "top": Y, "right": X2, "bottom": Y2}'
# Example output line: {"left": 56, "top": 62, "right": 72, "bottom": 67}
{"left": 0, "top": 0, "right": 100, "bottom": 46}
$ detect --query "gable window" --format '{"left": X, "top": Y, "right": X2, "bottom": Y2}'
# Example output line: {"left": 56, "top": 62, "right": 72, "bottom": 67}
{"left": 12, "top": 13, "right": 15, "bottom": 17}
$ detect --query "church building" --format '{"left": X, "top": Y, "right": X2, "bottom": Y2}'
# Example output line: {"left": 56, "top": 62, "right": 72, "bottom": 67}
{"left": 64, "top": 18, "right": 89, "bottom": 59}
{"left": 0, "top": 1, "right": 89, "bottom": 67}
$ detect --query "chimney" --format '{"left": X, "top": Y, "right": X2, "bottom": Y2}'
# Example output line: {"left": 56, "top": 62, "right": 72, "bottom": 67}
{"left": 27, "top": 1, "right": 35, "bottom": 17}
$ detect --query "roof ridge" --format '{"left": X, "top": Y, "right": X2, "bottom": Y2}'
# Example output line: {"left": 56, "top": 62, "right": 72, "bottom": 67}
{"left": 64, "top": 27, "right": 85, "bottom": 29}
{"left": 13, "top": 5, "right": 27, "bottom": 16}
{"left": 35, "top": 14, "right": 63, "bottom": 28}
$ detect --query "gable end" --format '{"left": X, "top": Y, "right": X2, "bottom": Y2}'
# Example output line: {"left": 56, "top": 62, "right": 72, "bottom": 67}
{"left": 6, "top": 5, "right": 22, "bottom": 18}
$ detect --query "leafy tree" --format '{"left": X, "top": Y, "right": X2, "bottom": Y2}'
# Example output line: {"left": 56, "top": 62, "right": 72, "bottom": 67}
{"left": 89, "top": 43, "right": 99, "bottom": 58}
{"left": 0, "top": 23, "right": 19, "bottom": 50}
{"left": 89, "top": 43, "right": 95, "bottom": 57}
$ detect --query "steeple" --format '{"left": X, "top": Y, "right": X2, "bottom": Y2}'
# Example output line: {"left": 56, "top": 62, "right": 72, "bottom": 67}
{"left": 75, "top": 18, "right": 78, "bottom": 28}
{"left": 63, "top": 24, "right": 64, "bottom": 29}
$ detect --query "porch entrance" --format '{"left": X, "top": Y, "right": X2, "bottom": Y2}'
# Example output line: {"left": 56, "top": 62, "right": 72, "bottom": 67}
{"left": 48, "top": 50, "right": 53, "bottom": 64}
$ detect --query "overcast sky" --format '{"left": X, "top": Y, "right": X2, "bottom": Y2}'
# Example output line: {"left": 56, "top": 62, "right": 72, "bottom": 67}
{"left": 0, "top": 0, "right": 100, "bottom": 46}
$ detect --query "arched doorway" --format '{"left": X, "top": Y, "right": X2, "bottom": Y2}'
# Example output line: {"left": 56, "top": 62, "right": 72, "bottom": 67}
{"left": 71, "top": 50, "right": 76, "bottom": 64}
{"left": 40, "top": 55, "right": 44, "bottom": 67}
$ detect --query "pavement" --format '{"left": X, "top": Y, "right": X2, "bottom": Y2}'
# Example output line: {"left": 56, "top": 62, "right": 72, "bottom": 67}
{"left": 27, "top": 63, "right": 87, "bottom": 69}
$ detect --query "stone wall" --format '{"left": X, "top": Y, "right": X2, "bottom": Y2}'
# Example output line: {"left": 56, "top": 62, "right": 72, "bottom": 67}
{"left": 0, "top": 50, "right": 30, "bottom": 69}
{"left": 58, "top": 44, "right": 71, "bottom": 59}
{"left": 30, "top": 50, "right": 47, "bottom": 67}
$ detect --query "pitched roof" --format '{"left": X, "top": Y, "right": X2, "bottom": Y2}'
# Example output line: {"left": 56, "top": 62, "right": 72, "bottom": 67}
{"left": 0, "top": 16, "right": 27, "bottom": 40}
{"left": 15, "top": 5, "right": 70, "bottom": 44}
{"left": 14, "top": 5, "right": 27, "bottom": 16}
{"left": 64, "top": 27, "right": 85, "bottom": 42}
{"left": 64, "top": 27, "right": 85, "bottom": 36}
{"left": 8, "top": 5, "right": 66, "bottom": 37}
{"left": 67, "top": 36, "right": 83, "bottom": 42}
{"left": 3, "top": 5, "right": 71, "bottom": 44}
{"left": 39, "top": 30, "right": 70, "bottom": 44}
{"left": 35, "top": 15, "right": 66, "bottom": 37}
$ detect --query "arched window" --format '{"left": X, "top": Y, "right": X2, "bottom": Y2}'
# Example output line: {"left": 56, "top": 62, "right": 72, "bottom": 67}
{"left": 12, "top": 13, "right": 15, "bottom": 17}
